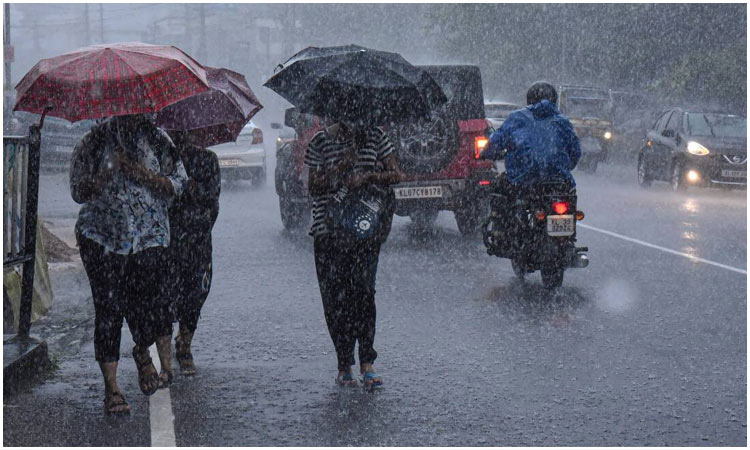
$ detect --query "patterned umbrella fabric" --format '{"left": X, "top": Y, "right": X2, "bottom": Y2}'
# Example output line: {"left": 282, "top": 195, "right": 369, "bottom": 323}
{"left": 154, "top": 67, "right": 263, "bottom": 148}
{"left": 14, "top": 42, "right": 209, "bottom": 122}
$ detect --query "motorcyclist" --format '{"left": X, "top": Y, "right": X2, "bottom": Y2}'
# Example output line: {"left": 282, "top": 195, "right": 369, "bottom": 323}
{"left": 479, "top": 81, "right": 581, "bottom": 249}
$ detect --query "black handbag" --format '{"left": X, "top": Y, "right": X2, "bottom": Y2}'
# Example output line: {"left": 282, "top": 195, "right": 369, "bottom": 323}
{"left": 327, "top": 184, "right": 391, "bottom": 241}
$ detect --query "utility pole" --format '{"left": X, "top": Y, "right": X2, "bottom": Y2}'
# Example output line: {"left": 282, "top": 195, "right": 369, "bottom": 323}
{"left": 83, "top": 3, "right": 90, "bottom": 46}
{"left": 99, "top": 4, "right": 104, "bottom": 43}
{"left": 198, "top": 3, "right": 206, "bottom": 63}
{"left": 4, "top": 3, "right": 11, "bottom": 90}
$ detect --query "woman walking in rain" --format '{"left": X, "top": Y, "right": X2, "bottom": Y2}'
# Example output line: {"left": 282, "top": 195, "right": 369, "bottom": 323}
{"left": 306, "top": 121, "right": 402, "bottom": 389}
{"left": 157, "top": 131, "right": 221, "bottom": 379}
{"left": 70, "top": 114, "right": 187, "bottom": 414}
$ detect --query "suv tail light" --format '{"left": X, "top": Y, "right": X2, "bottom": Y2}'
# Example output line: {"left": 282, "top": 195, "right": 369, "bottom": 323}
{"left": 474, "top": 136, "right": 488, "bottom": 159}
{"left": 551, "top": 201, "right": 569, "bottom": 215}
{"left": 251, "top": 128, "right": 263, "bottom": 145}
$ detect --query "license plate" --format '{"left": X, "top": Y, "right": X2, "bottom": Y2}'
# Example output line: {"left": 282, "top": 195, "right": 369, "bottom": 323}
{"left": 394, "top": 186, "right": 443, "bottom": 199}
{"left": 721, "top": 169, "right": 746, "bottom": 178}
{"left": 219, "top": 159, "right": 240, "bottom": 167}
{"left": 547, "top": 215, "right": 575, "bottom": 236}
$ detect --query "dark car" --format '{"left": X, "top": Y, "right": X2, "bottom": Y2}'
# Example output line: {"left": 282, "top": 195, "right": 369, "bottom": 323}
{"left": 637, "top": 108, "right": 747, "bottom": 190}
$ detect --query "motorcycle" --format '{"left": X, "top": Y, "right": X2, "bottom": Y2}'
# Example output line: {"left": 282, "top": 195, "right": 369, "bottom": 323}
{"left": 482, "top": 179, "right": 589, "bottom": 289}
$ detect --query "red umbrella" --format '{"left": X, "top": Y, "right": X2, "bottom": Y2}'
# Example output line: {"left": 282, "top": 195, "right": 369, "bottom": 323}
{"left": 154, "top": 67, "right": 263, "bottom": 147}
{"left": 14, "top": 42, "right": 210, "bottom": 122}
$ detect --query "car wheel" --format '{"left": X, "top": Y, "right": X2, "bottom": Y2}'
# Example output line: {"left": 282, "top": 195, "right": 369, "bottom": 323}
{"left": 637, "top": 153, "right": 652, "bottom": 187}
{"left": 578, "top": 157, "right": 598, "bottom": 174}
{"left": 409, "top": 209, "right": 439, "bottom": 229}
{"left": 541, "top": 265, "right": 564, "bottom": 289}
{"left": 511, "top": 259, "right": 526, "bottom": 281}
{"left": 250, "top": 169, "right": 266, "bottom": 188}
{"left": 279, "top": 197, "right": 308, "bottom": 231}
{"left": 455, "top": 199, "right": 490, "bottom": 236}
{"left": 671, "top": 161, "right": 686, "bottom": 192}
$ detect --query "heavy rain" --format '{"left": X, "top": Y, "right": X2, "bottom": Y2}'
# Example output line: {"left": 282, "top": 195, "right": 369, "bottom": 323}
{"left": 2, "top": 2, "right": 747, "bottom": 447}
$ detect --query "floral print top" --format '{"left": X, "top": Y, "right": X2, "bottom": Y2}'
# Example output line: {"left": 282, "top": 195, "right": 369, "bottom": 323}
{"left": 70, "top": 117, "right": 188, "bottom": 255}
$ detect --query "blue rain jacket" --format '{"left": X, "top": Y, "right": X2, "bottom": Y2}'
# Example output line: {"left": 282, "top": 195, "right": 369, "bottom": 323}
{"left": 482, "top": 100, "right": 581, "bottom": 187}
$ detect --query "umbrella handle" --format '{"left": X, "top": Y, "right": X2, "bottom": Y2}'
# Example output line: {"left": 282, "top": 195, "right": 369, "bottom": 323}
{"left": 37, "top": 106, "right": 53, "bottom": 129}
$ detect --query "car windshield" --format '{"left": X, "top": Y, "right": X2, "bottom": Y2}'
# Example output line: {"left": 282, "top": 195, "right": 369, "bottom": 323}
{"left": 686, "top": 113, "right": 747, "bottom": 138}
{"left": 484, "top": 104, "right": 518, "bottom": 118}
{"left": 564, "top": 97, "right": 610, "bottom": 119}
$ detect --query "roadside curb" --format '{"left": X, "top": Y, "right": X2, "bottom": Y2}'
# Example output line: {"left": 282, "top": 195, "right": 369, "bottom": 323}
{"left": 3, "top": 334, "right": 53, "bottom": 394}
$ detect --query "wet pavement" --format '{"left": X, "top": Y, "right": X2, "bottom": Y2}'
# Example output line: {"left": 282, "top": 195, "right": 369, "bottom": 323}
{"left": 3, "top": 162, "right": 747, "bottom": 446}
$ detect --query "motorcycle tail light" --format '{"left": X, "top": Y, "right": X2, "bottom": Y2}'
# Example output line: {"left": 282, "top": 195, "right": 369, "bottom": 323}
{"left": 474, "top": 136, "right": 489, "bottom": 159}
{"left": 551, "top": 201, "right": 569, "bottom": 215}
{"left": 575, "top": 210, "right": 584, "bottom": 221}
{"left": 478, "top": 180, "right": 491, "bottom": 186}
{"left": 535, "top": 211, "right": 546, "bottom": 221}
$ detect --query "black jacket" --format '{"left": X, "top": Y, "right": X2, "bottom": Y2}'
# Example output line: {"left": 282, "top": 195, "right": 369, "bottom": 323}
{"left": 169, "top": 145, "right": 221, "bottom": 246}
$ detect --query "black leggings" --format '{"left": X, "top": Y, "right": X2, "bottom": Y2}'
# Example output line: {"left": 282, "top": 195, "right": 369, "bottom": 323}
{"left": 164, "top": 236, "right": 212, "bottom": 335}
{"left": 314, "top": 236, "right": 381, "bottom": 371}
{"left": 78, "top": 235, "right": 172, "bottom": 362}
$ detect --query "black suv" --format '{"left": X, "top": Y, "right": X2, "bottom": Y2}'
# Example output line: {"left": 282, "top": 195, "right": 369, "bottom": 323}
{"left": 637, "top": 108, "right": 747, "bottom": 190}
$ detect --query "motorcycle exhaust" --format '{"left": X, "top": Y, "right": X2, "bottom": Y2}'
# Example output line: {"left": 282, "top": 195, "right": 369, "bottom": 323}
{"left": 569, "top": 252, "right": 589, "bottom": 268}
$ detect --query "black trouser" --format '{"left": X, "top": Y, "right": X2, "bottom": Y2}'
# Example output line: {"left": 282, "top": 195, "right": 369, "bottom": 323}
{"left": 314, "top": 235, "right": 381, "bottom": 371}
{"left": 164, "top": 234, "right": 213, "bottom": 334}
{"left": 78, "top": 234, "right": 172, "bottom": 363}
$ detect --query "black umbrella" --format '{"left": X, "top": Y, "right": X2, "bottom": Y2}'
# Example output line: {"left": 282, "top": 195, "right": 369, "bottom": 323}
{"left": 263, "top": 45, "right": 447, "bottom": 125}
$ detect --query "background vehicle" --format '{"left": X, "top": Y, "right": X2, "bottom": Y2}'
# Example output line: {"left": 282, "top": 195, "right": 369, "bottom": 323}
{"left": 273, "top": 109, "right": 326, "bottom": 229}
{"left": 557, "top": 85, "right": 614, "bottom": 173}
{"left": 388, "top": 65, "right": 495, "bottom": 235}
{"left": 609, "top": 90, "right": 657, "bottom": 163}
{"left": 484, "top": 101, "right": 521, "bottom": 130}
{"left": 210, "top": 120, "right": 267, "bottom": 186}
{"left": 4, "top": 108, "right": 94, "bottom": 172}
{"left": 273, "top": 65, "right": 496, "bottom": 236}
{"left": 483, "top": 180, "right": 589, "bottom": 289}
{"left": 637, "top": 108, "right": 747, "bottom": 191}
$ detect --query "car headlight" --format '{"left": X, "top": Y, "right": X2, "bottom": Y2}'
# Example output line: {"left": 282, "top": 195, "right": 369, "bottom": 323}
{"left": 687, "top": 141, "right": 710, "bottom": 155}
{"left": 603, "top": 131, "right": 612, "bottom": 140}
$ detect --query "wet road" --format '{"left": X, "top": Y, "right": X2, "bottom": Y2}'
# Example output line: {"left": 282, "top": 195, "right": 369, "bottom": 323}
{"left": 4, "top": 163, "right": 746, "bottom": 446}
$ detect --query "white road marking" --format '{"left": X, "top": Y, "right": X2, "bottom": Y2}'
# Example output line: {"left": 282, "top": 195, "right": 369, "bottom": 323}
{"left": 578, "top": 223, "right": 747, "bottom": 275}
{"left": 149, "top": 345, "right": 176, "bottom": 447}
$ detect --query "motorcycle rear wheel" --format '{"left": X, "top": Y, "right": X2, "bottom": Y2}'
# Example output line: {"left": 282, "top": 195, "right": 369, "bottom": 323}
{"left": 541, "top": 266, "right": 564, "bottom": 289}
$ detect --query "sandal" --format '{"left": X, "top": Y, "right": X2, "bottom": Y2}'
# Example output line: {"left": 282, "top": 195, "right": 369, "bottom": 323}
{"left": 104, "top": 390, "right": 130, "bottom": 415}
{"left": 336, "top": 371, "right": 358, "bottom": 387}
{"left": 361, "top": 371, "right": 383, "bottom": 390}
{"left": 133, "top": 346, "right": 159, "bottom": 396}
{"left": 158, "top": 369, "right": 173, "bottom": 389}
{"left": 175, "top": 335, "right": 196, "bottom": 376}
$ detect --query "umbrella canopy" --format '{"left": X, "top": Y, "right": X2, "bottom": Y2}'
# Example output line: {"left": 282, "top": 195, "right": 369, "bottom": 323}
{"left": 14, "top": 42, "right": 210, "bottom": 122}
{"left": 263, "top": 45, "right": 447, "bottom": 125}
{"left": 154, "top": 67, "right": 263, "bottom": 147}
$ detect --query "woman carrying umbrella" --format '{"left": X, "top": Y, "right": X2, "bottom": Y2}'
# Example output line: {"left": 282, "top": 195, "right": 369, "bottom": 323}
{"left": 17, "top": 43, "right": 209, "bottom": 414}
{"left": 70, "top": 113, "right": 188, "bottom": 413}
{"left": 153, "top": 67, "right": 262, "bottom": 378}
{"left": 306, "top": 120, "right": 402, "bottom": 388}
{"left": 267, "top": 45, "right": 445, "bottom": 388}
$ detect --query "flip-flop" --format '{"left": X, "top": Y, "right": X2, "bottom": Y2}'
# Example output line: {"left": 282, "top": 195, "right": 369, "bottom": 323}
{"left": 361, "top": 371, "right": 383, "bottom": 389}
{"left": 336, "top": 371, "right": 358, "bottom": 387}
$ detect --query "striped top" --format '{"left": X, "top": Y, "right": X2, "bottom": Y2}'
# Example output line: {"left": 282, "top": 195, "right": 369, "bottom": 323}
{"left": 304, "top": 126, "right": 395, "bottom": 237}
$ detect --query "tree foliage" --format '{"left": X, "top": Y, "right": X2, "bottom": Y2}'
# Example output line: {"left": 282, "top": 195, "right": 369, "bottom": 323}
{"left": 425, "top": 3, "right": 746, "bottom": 111}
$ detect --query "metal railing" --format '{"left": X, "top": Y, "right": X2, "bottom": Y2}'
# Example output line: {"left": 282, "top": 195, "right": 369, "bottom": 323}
{"left": 3, "top": 126, "right": 42, "bottom": 336}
